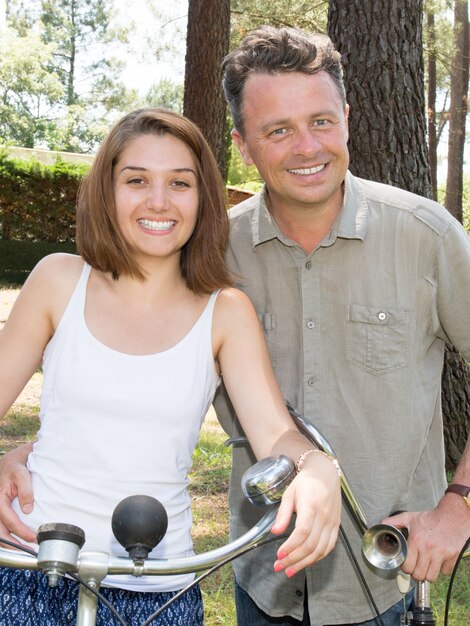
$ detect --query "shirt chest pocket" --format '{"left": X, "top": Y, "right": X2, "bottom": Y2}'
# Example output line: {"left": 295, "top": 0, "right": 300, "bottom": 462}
{"left": 346, "top": 304, "right": 410, "bottom": 374}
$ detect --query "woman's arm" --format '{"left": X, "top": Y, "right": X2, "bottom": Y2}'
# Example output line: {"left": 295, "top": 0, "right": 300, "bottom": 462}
{"left": 213, "top": 288, "right": 341, "bottom": 576}
{"left": 0, "top": 253, "right": 82, "bottom": 545}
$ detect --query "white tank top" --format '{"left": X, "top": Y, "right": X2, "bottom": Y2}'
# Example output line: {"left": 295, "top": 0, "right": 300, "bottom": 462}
{"left": 14, "top": 263, "right": 220, "bottom": 592}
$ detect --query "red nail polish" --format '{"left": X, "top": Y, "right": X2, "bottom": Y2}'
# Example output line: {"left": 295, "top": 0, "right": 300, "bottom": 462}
{"left": 273, "top": 561, "right": 285, "bottom": 573}
{"left": 277, "top": 550, "right": 287, "bottom": 560}
{"left": 286, "top": 567, "right": 296, "bottom": 578}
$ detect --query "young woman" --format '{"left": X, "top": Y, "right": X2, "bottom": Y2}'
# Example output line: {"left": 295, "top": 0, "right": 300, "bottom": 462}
{"left": 0, "top": 108, "right": 341, "bottom": 625}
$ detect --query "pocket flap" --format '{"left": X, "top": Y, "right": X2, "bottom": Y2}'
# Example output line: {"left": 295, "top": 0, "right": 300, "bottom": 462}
{"left": 347, "top": 304, "right": 409, "bottom": 326}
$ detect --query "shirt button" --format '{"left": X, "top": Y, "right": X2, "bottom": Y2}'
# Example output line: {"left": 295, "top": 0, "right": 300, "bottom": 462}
{"left": 306, "top": 319, "right": 315, "bottom": 329}
{"left": 377, "top": 311, "right": 387, "bottom": 321}
{"left": 295, "top": 589, "right": 303, "bottom": 597}
{"left": 305, "top": 260, "right": 312, "bottom": 270}
{"left": 307, "top": 378, "right": 315, "bottom": 387}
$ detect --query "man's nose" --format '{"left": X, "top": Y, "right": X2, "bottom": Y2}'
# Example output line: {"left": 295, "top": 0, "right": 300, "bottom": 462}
{"left": 292, "top": 127, "right": 321, "bottom": 157}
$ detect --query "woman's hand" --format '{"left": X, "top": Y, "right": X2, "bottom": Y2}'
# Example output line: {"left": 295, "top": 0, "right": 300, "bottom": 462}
{"left": 0, "top": 443, "right": 36, "bottom": 547}
{"left": 270, "top": 451, "right": 341, "bottom": 576}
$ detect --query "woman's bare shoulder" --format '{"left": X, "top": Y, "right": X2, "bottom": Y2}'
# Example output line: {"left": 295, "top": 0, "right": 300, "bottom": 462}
{"left": 28, "top": 253, "right": 84, "bottom": 289}
{"left": 18, "top": 253, "right": 85, "bottom": 319}
{"left": 213, "top": 288, "right": 259, "bottom": 341}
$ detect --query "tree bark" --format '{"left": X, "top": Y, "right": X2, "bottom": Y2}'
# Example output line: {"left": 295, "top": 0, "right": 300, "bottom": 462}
{"left": 183, "top": 0, "right": 231, "bottom": 178}
{"left": 328, "top": 0, "right": 469, "bottom": 470}
{"left": 427, "top": 11, "right": 438, "bottom": 201}
{"left": 445, "top": 0, "right": 469, "bottom": 224}
{"left": 328, "top": 0, "right": 431, "bottom": 196}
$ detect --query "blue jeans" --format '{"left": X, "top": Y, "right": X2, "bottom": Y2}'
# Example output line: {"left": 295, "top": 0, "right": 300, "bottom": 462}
{"left": 235, "top": 579, "right": 414, "bottom": 626}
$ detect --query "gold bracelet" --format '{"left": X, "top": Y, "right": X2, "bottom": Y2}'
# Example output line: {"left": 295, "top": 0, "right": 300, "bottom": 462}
{"left": 296, "top": 448, "right": 342, "bottom": 477}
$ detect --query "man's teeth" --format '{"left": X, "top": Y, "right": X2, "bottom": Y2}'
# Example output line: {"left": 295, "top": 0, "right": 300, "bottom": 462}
{"left": 288, "top": 164, "right": 325, "bottom": 175}
{"left": 138, "top": 219, "right": 175, "bottom": 231}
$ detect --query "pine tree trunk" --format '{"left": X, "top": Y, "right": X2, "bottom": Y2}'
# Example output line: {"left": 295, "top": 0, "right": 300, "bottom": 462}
{"left": 327, "top": 0, "right": 431, "bottom": 196}
{"left": 328, "top": 0, "right": 470, "bottom": 470}
{"left": 445, "top": 0, "right": 469, "bottom": 224}
{"left": 427, "top": 11, "right": 438, "bottom": 201}
{"left": 183, "top": 0, "right": 231, "bottom": 178}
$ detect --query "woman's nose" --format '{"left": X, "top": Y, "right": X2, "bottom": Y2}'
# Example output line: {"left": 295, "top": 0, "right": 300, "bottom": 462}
{"left": 145, "top": 184, "right": 167, "bottom": 210}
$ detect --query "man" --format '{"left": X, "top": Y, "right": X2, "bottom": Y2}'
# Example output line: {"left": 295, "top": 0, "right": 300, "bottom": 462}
{"left": 214, "top": 25, "right": 470, "bottom": 625}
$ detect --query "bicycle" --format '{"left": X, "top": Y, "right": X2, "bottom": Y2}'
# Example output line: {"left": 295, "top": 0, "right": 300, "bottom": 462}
{"left": 0, "top": 413, "right": 468, "bottom": 626}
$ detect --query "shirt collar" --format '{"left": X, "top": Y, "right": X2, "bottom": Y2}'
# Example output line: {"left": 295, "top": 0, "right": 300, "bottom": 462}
{"left": 251, "top": 171, "right": 369, "bottom": 248}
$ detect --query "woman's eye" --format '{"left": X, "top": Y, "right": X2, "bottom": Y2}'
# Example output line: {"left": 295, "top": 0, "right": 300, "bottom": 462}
{"left": 127, "top": 177, "right": 145, "bottom": 185}
{"left": 172, "top": 180, "right": 190, "bottom": 188}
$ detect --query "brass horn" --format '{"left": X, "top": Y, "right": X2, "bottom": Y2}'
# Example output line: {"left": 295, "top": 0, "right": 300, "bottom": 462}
{"left": 286, "top": 404, "right": 408, "bottom": 572}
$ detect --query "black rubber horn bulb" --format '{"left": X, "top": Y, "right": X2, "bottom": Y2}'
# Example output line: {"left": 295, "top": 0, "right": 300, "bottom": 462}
{"left": 111, "top": 495, "right": 168, "bottom": 561}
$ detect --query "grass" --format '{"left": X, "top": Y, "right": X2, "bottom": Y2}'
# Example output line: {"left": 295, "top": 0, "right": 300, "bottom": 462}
{"left": 189, "top": 419, "right": 236, "bottom": 625}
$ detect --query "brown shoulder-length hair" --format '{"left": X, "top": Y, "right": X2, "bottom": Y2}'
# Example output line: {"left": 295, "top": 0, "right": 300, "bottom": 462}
{"left": 76, "top": 107, "right": 232, "bottom": 294}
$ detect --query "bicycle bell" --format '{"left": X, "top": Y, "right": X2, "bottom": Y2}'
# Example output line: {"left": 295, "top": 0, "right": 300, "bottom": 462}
{"left": 241, "top": 455, "right": 296, "bottom": 506}
{"left": 37, "top": 523, "right": 86, "bottom": 587}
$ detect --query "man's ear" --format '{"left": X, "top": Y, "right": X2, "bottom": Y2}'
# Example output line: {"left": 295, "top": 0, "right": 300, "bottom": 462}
{"left": 232, "top": 129, "right": 254, "bottom": 166}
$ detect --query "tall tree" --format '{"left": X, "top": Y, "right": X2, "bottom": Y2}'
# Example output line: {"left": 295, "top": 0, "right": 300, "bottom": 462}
{"left": 183, "top": 0, "right": 230, "bottom": 177}
{"left": 0, "top": 28, "right": 63, "bottom": 147}
{"left": 328, "top": 0, "right": 469, "bottom": 470}
{"left": 445, "top": 0, "right": 469, "bottom": 223}
{"left": 427, "top": 10, "right": 439, "bottom": 200}
{"left": 328, "top": 0, "right": 431, "bottom": 195}
{"left": 5, "top": 0, "right": 137, "bottom": 152}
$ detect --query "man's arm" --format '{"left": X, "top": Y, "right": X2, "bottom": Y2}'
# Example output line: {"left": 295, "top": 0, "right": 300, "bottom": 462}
{"left": 0, "top": 442, "right": 36, "bottom": 545}
{"left": 387, "top": 217, "right": 470, "bottom": 581}
{"left": 383, "top": 433, "right": 470, "bottom": 581}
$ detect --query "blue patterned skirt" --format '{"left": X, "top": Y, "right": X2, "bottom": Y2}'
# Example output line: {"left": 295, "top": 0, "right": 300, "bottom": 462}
{"left": 0, "top": 567, "right": 204, "bottom": 625}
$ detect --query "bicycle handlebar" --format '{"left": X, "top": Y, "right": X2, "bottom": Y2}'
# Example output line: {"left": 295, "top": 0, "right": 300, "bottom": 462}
{"left": 0, "top": 506, "right": 278, "bottom": 577}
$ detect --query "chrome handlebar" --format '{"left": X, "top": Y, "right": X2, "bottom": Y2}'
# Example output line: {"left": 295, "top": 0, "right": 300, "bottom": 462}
{"left": 0, "top": 506, "right": 278, "bottom": 577}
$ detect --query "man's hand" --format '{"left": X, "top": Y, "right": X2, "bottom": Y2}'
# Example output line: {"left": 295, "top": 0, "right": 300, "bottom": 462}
{"left": 0, "top": 443, "right": 36, "bottom": 546}
{"left": 382, "top": 494, "right": 470, "bottom": 582}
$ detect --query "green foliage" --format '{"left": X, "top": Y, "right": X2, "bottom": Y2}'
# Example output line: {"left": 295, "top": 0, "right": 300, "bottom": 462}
{"left": 0, "top": 149, "right": 87, "bottom": 258}
{"left": 0, "top": 240, "right": 77, "bottom": 283}
{"left": 231, "top": 0, "right": 328, "bottom": 41}
{"left": 0, "top": 28, "right": 64, "bottom": 148}
{"left": 437, "top": 174, "right": 470, "bottom": 233}
{"left": 226, "top": 143, "right": 263, "bottom": 192}
{"left": 4, "top": 0, "right": 139, "bottom": 152}
{"left": 144, "top": 78, "right": 184, "bottom": 113}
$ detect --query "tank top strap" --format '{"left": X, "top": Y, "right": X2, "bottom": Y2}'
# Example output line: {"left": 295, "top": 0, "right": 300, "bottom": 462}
{"left": 42, "top": 261, "right": 91, "bottom": 365}
{"left": 58, "top": 261, "right": 91, "bottom": 327}
{"left": 195, "top": 289, "right": 221, "bottom": 340}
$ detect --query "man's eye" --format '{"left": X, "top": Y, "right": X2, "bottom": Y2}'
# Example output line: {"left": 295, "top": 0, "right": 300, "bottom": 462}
{"left": 271, "top": 128, "right": 287, "bottom": 136}
{"left": 313, "top": 119, "right": 329, "bottom": 127}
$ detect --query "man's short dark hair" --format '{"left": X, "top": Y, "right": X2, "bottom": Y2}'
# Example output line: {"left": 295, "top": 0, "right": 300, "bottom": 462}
{"left": 222, "top": 25, "right": 346, "bottom": 136}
